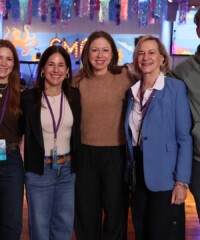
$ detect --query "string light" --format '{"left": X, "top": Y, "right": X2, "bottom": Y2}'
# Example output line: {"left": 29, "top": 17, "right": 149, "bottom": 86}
{"left": 79, "top": 38, "right": 87, "bottom": 55}
{"left": 49, "top": 37, "right": 62, "bottom": 46}
{"left": 63, "top": 39, "right": 79, "bottom": 58}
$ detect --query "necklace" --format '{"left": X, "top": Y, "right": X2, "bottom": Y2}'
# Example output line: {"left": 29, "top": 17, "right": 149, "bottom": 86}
{"left": 0, "top": 84, "right": 8, "bottom": 98}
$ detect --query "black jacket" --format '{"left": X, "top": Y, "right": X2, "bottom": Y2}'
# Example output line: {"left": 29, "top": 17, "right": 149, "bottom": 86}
{"left": 19, "top": 87, "right": 81, "bottom": 175}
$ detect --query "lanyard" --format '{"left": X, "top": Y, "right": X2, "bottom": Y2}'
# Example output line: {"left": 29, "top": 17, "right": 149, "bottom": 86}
{"left": 0, "top": 87, "right": 10, "bottom": 127}
{"left": 43, "top": 91, "right": 64, "bottom": 140}
{"left": 136, "top": 81, "right": 156, "bottom": 146}
{"left": 139, "top": 80, "right": 156, "bottom": 119}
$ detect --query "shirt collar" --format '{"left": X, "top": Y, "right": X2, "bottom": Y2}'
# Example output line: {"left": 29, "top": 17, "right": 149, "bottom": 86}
{"left": 131, "top": 72, "right": 165, "bottom": 98}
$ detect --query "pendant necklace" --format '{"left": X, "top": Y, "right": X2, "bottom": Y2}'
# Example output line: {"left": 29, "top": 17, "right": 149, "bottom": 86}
{"left": 0, "top": 84, "right": 8, "bottom": 98}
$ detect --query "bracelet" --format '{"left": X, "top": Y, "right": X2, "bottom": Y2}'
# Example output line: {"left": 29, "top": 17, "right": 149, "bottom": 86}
{"left": 174, "top": 182, "right": 188, "bottom": 189}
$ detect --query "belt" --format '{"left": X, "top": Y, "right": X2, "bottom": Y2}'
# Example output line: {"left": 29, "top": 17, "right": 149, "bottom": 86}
{"left": 44, "top": 154, "right": 71, "bottom": 164}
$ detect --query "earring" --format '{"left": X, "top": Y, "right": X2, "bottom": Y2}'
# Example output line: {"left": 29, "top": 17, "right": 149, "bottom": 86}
{"left": 41, "top": 72, "right": 45, "bottom": 78}
{"left": 66, "top": 73, "right": 70, "bottom": 79}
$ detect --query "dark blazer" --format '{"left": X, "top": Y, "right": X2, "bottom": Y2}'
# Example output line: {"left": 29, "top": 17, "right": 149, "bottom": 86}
{"left": 19, "top": 87, "right": 81, "bottom": 175}
{"left": 125, "top": 77, "right": 193, "bottom": 191}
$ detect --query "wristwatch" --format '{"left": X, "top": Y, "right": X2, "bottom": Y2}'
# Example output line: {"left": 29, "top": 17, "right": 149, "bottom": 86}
{"left": 174, "top": 182, "right": 188, "bottom": 189}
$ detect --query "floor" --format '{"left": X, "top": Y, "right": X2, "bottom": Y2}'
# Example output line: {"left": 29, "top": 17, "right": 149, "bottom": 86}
{"left": 21, "top": 190, "right": 200, "bottom": 240}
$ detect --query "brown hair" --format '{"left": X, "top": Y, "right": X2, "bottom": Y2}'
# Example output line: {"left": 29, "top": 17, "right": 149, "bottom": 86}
{"left": 73, "top": 31, "right": 122, "bottom": 84}
{"left": 0, "top": 40, "right": 21, "bottom": 115}
{"left": 34, "top": 45, "right": 72, "bottom": 102}
{"left": 133, "top": 35, "right": 170, "bottom": 78}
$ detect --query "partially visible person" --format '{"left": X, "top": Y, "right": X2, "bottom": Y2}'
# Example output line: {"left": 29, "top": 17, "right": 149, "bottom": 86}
{"left": 0, "top": 40, "right": 24, "bottom": 240}
{"left": 169, "top": 7, "right": 200, "bottom": 222}
{"left": 73, "top": 30, "right": 135, "bottom": 240}
{"left": 125, "top": 35, "right": 192, "bottom": 240}
{"left": 19, "top": 45, "right": 81, "bottom": 240}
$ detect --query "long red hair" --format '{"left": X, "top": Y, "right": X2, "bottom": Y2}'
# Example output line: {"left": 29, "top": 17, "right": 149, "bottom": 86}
{"left": 0, "top": 40, "right": 21, "bottom": 115}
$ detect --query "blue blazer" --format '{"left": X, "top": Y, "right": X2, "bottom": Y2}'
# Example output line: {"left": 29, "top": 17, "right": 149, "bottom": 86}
{"left": 125, "top": 77, "right": 193, "bottom": 191}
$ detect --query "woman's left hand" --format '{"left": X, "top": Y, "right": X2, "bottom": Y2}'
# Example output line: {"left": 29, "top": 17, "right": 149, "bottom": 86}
{"left": 171, "top": 181, "right": 188, "bottom": 205}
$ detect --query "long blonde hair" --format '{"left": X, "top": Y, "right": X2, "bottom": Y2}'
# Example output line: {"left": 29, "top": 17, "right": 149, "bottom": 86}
{"left": 133, "top": 35, "right": 170, "bottom": 79}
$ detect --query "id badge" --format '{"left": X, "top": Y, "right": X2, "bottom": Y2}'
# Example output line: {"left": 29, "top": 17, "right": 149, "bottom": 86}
{"left": 52, "top": 139, "right": 58, "bottom": 169}
{"left": 0, "top": 139, "right": 7, "bottom": 161}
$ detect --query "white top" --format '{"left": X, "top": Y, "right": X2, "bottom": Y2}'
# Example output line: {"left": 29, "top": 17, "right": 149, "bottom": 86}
{"left": 41, "top": 93, "right": 73, "bottom": 156}
{"left": 129, "top": 73, "right": 165, "bottom": 146}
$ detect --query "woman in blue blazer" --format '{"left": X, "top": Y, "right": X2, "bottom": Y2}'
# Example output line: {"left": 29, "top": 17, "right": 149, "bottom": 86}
{"left": 125, "top": 35, "right": 192, "bottom": 240}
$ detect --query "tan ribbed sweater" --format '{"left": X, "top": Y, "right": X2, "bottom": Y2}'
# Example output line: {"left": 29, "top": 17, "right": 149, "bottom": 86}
{"left": 79, "top": 67, "right": 134, "bottom": 146}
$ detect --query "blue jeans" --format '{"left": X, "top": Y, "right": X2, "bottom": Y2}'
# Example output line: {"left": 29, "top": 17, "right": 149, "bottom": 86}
{"left": 0, "top": 148, "right": 24, "bottom": 240}
{"left": 25, "top": 161, "right": 75, "bottom": 240}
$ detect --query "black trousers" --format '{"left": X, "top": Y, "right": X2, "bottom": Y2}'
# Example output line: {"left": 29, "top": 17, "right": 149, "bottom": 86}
{"left": 75, "top": 144, "right": 129, "bottom": 240}
{"left": 130, "top": 147, "right": 185, "bottom": 240}
{"left": 190, "top": 159, "right": 200, "bottom": 220}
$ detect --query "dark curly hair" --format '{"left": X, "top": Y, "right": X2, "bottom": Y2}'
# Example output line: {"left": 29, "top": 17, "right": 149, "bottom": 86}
{"left": 34, "top": 45, "right": 72, "bottom": 102}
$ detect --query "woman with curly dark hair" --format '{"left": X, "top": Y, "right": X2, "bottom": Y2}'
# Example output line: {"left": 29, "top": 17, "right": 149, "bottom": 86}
{"left": 20, "top": 45, "right": 81, "bottom": 240}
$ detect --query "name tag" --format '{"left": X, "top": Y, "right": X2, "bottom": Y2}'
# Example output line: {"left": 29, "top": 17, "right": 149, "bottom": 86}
{"left": 0, "top": 139, "right": 7, "bottom": 161}
{"left": 52, "top": 141, "right": 58, "bottom": 169}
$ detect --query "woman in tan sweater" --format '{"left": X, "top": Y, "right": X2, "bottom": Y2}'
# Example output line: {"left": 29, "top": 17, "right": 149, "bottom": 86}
{"left": 73, "top": 31, "right": 135, "bottom": 240}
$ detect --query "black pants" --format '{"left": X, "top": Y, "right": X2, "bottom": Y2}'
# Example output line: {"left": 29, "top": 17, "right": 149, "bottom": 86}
{"left": 130, "top": 147, "right": 185, "bottom": 240}
{"left": 75, "top": 144, "right": 129, "bottom": 240}
{"left": 190, "top": 160, "right": 200, "bottom": 220}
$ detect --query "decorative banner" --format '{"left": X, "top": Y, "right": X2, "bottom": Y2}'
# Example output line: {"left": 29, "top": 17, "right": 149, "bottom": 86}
{"left": 153, "top": 0, "right": 167, "bottom": 22}
{"left": 0, "top": 0, "right": 6, "bottom": 16}
{"left": 179, "top": 0, "right": 189, "bottom": 24}
{"left": 138, "top": 0, "right": 149, "bottom": 27}
{"left": 127, "top": 0, "right": 133, "bottom": 20}
{"left": 20, "top": 0, "right": 29, "bottom": 23}
{"left": 99, "top": 0, "right": 109, "bottom": 22}
{"left": 61, "top": 0, "right": 73, "bottom": 22}
{"left": 39, "top": 0, "right": 48, "bottom": 22}
{"left": 74, "top": 0, "right": 80, "bottom": 16}
{"left": 79, "top": 0, "right": 89, "bottom": 17}
{"left": 109, "top": 0, "right": 120, "bottom": 25}
{"left": 89, "top": 0, "right": 100, "bottom": 20}
{"left": 132, "top": 0, "right": 138, "bottom": 14}
{"left": 27, "top": 0, "right": 32, "bottom": 24}
{"left": 2, "top": 0, "right": 191, "bottom": 27}
{"left": 120, "top": 0, "right": 128, "bottom": 21}
{"left": 148, "top": 0, "right": 156, "bottom": 24}
{"left": 50, "top": 0, "right": 61, "bottom": 24}
{"left": 6, "top": 0, "right": 11, "bottom": 10}
{"left": 10, "top": 0, "right": 20, "bottom": 20}
{"left": 32, "top": 0, "right": 39, "bottom": 17}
